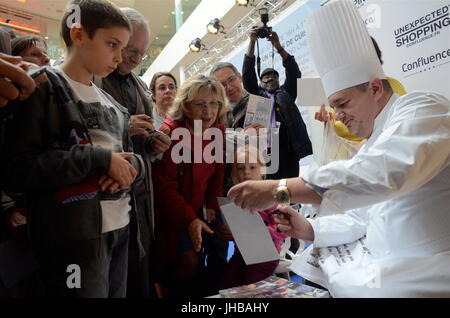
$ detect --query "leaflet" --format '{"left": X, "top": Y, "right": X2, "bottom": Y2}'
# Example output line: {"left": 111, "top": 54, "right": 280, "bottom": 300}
{"left": 217, "top": 197, "right": 279, "bottom": 265}
{"left": 243, "top": 94, "right": 273, "bottom": 128}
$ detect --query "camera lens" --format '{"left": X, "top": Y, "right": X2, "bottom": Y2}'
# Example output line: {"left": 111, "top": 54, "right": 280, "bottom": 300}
{"left": 256, "top": 26, "right": 271, "bottom": 39}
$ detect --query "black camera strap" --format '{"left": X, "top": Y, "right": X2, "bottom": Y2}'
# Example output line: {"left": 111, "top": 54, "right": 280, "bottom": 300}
{"left": 271, "top": 43, "right": 275, "bottom": 69}
{"left": 256, "top": 38, "right": 276, "bottom": 80}
{"left": 256, "top": 39, "right": 261, "bottom": 80}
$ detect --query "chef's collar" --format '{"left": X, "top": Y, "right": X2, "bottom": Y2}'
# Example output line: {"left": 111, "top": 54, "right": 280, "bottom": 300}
{"left": 370, "top": 93, "right": 399, "bottom": 140}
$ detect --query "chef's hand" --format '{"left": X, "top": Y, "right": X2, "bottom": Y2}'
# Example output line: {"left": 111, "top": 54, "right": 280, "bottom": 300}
{"left": 274, "top": 204, "right": 314, "bottom": 241}
{"left": 314, "top": 104, "right": 330, "bottom": 123}
{"left": 227, "top": 179, "right": 278, "bottom": 214}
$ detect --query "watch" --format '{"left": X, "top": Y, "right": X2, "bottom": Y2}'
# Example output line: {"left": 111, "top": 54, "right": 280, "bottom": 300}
{"left": 274, "top": 179, "right": 290, "bottom": 206}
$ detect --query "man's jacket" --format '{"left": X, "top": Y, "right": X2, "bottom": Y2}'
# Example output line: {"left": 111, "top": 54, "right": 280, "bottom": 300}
{"left": 242, "top": 54, "right": 312, "bottom": 179}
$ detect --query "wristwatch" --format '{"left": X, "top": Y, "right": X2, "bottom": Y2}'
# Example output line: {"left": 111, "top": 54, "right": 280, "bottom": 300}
{"left": 274, "top": 179, "right": 290, "bottom": 206}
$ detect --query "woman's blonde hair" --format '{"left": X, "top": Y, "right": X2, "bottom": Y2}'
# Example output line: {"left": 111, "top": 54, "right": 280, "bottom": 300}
{"left": 231, "top": 144, "right": 266, "bottom": 184}
{"left": 169, "top": 74, "right": 229, "bottom": 126}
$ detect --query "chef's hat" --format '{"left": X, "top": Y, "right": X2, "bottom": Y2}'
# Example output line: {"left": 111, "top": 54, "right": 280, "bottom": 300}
{"left": 304, "top": 0, "right": 385, "bottom": 98}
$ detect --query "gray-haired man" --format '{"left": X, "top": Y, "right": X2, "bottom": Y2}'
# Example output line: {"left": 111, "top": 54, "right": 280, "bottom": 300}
{"left": 101, "top": 8, "right": 170, "bottom": 298}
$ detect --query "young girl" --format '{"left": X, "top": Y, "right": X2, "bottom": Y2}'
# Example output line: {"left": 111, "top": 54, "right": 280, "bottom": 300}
{"left": 219, "top": 144, "right": 287, "bottom": 289}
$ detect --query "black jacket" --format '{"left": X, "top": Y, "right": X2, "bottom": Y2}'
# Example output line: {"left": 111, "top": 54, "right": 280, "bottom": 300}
{"left": 242, "top": 54, "right": 312, "bottom": 179}
{"left": 101, "top": 71, "right": 155, "bottom": 243}
{"left": 1, "top": 67, "right": 145, "bottom": 262}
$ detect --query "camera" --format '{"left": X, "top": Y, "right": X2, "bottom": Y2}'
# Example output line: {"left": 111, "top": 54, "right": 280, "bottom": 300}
{"left": 256, "top": 7, "right": 272, "bottom": 39}
{"left": 256, "top": 25, "right": 272, "bottom": 39}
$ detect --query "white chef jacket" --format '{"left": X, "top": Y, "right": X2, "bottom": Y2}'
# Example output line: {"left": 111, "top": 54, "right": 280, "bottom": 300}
{"left": 301, "top": 91, "right": 450, "bottom": 297}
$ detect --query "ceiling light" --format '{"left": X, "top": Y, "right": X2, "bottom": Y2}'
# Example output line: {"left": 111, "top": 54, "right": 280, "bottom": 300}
{"left": 189, "top": 38, "right": 205, "bottom": 52}
{"left": 235, "top": 0, "right": 254, "bottom": 6}
{"left": 206, "top": 18, "right": 225, "bottom": 34}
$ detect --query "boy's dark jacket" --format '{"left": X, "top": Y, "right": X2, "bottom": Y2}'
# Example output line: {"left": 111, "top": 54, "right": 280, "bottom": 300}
{"left": 1, "top": 67, "right": 145, "bottom": 262}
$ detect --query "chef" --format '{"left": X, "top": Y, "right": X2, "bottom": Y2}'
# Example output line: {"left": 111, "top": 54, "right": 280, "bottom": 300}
{"left": 228, "top": 0, "right": 450, "bottom": 297}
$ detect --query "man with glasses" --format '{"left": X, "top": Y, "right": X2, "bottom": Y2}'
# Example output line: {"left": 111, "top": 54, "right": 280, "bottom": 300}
{"left": 210, "top": 62, "right": 249, "bottom": 129}
{"left": 100, "top": 7, "right": 170, "bottom": 298}
{"left": 242, "top": 27, "right": 312, "bottom": 180}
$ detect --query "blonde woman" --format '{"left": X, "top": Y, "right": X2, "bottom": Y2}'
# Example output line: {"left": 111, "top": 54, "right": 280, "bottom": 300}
{"left": 152, "top": 75, "right": 229, "bottom": 298}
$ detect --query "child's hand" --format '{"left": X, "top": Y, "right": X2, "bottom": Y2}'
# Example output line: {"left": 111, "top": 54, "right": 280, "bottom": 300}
{"left": 205, "top": 208, "right": 216, "bottom": 223}
{"left": 99, "top": 175, "right": 119, "bottom": 193}
{"left": 108, "top": 152, "right": 137, "bottom": 189}
{"left": 219, "top": 223, "right": 234, "bottom": 241}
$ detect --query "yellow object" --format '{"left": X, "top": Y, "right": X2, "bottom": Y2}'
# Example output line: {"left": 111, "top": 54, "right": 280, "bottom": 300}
{"left": 332, "top": 76, "right": 407, "bottom": 141}
{"left": 387, "top": 76, "right": 407, "bottom": 96}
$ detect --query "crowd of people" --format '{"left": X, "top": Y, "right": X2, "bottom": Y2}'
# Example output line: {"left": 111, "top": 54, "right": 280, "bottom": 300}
{"left": 0, "top": 0, "right": 449, "bottom": 298}
{"left": 0, "top": 0, "right": 310, "bottom": 298}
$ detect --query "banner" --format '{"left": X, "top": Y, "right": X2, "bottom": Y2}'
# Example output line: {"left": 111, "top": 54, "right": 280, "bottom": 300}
{"left": 358, "top": 0, "right": 450, "bottom": 99}
{"left": 224, "top": 0, "right": 450, "bottom": 98}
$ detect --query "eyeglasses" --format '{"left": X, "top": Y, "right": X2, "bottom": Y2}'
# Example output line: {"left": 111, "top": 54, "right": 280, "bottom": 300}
{"left": 122, "top": 46, "right": 147, "bottom": 59}
{"left": 157, "top": 85, "right": 177, "bottom": 92}
{"left": 191, "top": 101, "right": 220, "bottom": 109}
{"left": 221, "top": 75, "right": 238, "bottom": 88}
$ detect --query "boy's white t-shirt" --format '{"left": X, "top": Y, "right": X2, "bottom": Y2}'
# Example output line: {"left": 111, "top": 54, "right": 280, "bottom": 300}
{"left": 59, "top": 69, "right": 131, "bottom": 233}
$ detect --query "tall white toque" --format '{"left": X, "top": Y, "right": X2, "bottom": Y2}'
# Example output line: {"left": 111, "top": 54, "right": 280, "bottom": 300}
{"left": 304, "top": 0, "right": 386, "bottom": 98}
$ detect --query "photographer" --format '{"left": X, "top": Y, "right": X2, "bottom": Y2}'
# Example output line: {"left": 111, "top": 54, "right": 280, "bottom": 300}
{"left": 242, "top": 26, "right": 312, "bottom": 179}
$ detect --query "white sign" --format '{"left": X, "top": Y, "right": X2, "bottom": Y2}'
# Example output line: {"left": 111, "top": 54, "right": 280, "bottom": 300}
{"left": 297, "top": 77, "right": 328, "bottom": 107}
